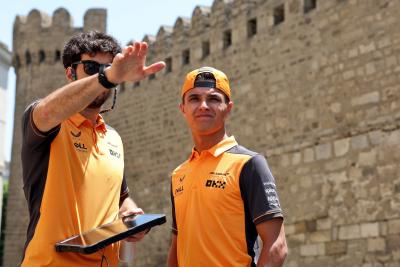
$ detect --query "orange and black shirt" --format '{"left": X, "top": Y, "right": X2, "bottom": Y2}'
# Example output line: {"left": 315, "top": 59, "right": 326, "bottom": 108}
{"left": 21, "top": 102, "right": 128, "bottom": 267}
{"left": 171, "top": 136, "right": 283, "bottom": 267}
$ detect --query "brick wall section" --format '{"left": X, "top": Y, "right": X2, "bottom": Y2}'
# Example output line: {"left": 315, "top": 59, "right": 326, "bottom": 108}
{"left": 7, "top": 1, "right": 400, "bottom": 267}
{"left": 4, "top": 9, "right": 106, "bottom": 267}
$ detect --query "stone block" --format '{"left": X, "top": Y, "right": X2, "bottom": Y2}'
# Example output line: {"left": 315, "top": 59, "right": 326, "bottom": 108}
{"left": 351, "top": 135, "right": 369, "bottom": 150}
{"left": 339, "top": 224, "right": 361, "bottom": 240}
{"left": 334, "top": 138, "right": 350, "bottom": 157}
{"left": 317, "top": 218, "right": 332, "bottom": 230}
{"left": 300, "top": 243, "right": 325, "bottom": 256}
{"left": 281, "top": 154, "right": 290, "bottom": 167}
{"left": 361, "top": 222, "right": 380, "bottom": 238}
{"left": 367, "top": 238, "right": 386, "bottom": 252}
{"left": 351, "top": 91, "right": 380, "bottom": 106}
{"left": 303, "top": 148, "right": 314, "bottom": 163}
{"left": 359, "top": 42, "right": 376, "bottom": 54}
{"left": 327, "top": 171, "right": 348, "bottom": 184}
{"left": 365, "top": 63, "right": 376, "bottom": 75}
{"left": 288, "top": 233, "right": 306, "bottom": 245}
{"left": 310, "top": 230, "right": 331, "bottom": 243}
{"left": 325, "top": 158, "right": 347, "bottom": 171}
{"left": 388, "top": 219, "right": 400, "bottom": 234}
{"left": 358, "top": 150, "right": 377, "bottom": 166}
{"left": 348, "top": 48, "right": 358, "bottom": 58}
{"left": 316, "top": 143, "right": 332, "bottom": 160}
{"left": 343, "top": 70, "right": 355, "bottom": 80}
{"left": 326, "top": 241, "right": 347, "bottom": 255}
{"left": 386, "top": 130, "right": 400, "bottom": 146}
{"left": 368, "top": 130, "right": 386, "bottom": 146}
{"left": 285, "top": 223, "right": 296, "bottom": 235}
{"left": 292, "top": 152, "right": 302, "bottom": 165}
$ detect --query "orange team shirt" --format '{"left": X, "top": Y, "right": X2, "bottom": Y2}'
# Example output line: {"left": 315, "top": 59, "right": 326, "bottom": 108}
{"left": 171, "top": 136, "right": 283, "bottom": 267}
{"left": 21, "top": 102, "right": 128, "bottom": 267}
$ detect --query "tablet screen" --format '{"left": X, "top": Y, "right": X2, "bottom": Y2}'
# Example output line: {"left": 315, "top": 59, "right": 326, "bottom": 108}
{"left": 55, "top": 214, "right": 166, "bottom": 254}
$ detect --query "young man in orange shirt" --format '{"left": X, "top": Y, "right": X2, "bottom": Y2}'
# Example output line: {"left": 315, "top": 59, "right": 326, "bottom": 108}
{"left": 167, "top": 67, "right": 287, "bottom": 267}
{"left": 21, "top": 31, "right": 164, "bottom": 266}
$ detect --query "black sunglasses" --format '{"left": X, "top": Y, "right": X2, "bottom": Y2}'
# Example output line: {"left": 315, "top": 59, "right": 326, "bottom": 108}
{"left": 71, "top": 60, "right": 111, "bottom": 76}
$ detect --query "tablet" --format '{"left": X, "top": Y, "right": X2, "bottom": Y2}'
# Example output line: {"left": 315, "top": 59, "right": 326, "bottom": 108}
{"left": 55, "top": 213, "right": 166, "bottom": 254}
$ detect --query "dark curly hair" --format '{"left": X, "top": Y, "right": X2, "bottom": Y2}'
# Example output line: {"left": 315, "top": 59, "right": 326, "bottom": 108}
{"left": 62, "top": 31, "right": 122, "bottom": 69}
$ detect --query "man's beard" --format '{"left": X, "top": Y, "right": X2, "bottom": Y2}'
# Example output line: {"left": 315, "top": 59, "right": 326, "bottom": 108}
{"left": 87, "top": 91, "right": 111, "bottom": 109}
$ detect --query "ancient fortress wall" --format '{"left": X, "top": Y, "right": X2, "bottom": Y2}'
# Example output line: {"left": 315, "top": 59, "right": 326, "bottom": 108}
{"left": 6, "top": 0, "right": 400, "bottom": 267}
{"left": 105, "top": 0, "right": 400, "bottom": 266}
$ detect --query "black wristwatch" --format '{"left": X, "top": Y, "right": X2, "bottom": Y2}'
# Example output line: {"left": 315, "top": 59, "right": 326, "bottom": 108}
{"left": 98, "top": 65, "right": 118, "bottom": 89}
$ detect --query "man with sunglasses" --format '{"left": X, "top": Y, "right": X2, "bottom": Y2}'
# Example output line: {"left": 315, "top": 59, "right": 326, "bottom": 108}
{"left": 166, "top": 67, "right": 287, "bottom": 267}
{"left": 20, "top": 31, "right": 165, "bottom": 266}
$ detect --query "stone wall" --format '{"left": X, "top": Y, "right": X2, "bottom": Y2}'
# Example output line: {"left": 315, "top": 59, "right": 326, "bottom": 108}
{"left": 105, "top": 0, "right": 400, "bottom": 266}
{"left": 7, "top": 0, "right": 400, "bottom": 267}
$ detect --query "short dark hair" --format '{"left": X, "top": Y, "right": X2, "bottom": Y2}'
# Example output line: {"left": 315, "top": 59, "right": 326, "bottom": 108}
{"left": 182, "top": 72, "right": 230, "bottom": 103}
{"left": 62, "top": 31, "right": 122, "bottom": 69}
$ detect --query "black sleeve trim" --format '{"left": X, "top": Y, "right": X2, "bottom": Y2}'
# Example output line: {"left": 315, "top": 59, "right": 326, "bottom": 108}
{"left": 239, "top": 154, "right": 283, "bottom": 223}
{"left": 28, "top": 101, "right": 60, "bottom": 138}
{"left": 119, "top": 175, "right": 130, "bottom": 206}
{"left": 254, "top": 211, "right": 284, "bottom": 225}
{"left": 170, "top": 180, "right": 178, "bottom": 234}
{"left": 22, "top": 101, "right": 60, "bottom": 150}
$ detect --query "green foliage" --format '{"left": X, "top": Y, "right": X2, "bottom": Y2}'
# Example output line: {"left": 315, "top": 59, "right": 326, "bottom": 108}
{"left": 0, "top": 181, "right": 9, "bottom": 266}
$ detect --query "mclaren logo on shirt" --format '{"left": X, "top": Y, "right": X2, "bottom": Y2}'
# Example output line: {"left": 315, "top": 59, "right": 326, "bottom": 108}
{"left": 70, "top": 131, "right": 81, "bottom": 138}
{"left": 205, "top": 179, "right": 226, "bottom": 189}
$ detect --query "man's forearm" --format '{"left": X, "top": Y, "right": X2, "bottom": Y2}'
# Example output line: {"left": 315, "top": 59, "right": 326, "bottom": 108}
{"left": 166, "top": 235, "right": 178, "bottom": 267}
{"left": 33, "top": 74, "right": 108, "bottom": 132}
{"left": 256, "top": 244, "right": 286, "bottom": 267}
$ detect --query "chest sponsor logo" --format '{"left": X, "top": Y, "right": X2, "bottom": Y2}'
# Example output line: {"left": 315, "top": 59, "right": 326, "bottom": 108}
{"left": 175, "top": 185, "right": 184, "bottom": 196}
{"left": 70, "top": 131, "right": 81, "bottom": 138}
{"left": 74, "top": 142, "right": 87, "bottom": 151}
{"left": 109, "top": 149, "right": 121, "bottom": 159}
{"left": 205, "top": 179, "right": 226, "bottom": 189}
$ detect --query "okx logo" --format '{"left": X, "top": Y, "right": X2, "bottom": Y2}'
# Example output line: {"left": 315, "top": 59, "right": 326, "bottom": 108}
{"left": 205, "top": 179, "right": 226, "bottom": 189}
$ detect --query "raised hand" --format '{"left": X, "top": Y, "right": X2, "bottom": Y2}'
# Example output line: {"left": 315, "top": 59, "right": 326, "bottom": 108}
{"left": 106, "top": 42, "right": 165, "bottom": 84}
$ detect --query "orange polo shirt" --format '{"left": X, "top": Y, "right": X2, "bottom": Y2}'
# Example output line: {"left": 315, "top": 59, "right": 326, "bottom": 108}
{"left": 171, "top": 136, "right": 283, "bottom": 267}
{"left": 21, "top": 102, "right": 128, "bottom": 267}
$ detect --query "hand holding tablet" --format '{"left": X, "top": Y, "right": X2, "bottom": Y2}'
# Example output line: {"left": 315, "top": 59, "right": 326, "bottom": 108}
{"left": 55, "top": 214, "right": 166, "bottom": 254}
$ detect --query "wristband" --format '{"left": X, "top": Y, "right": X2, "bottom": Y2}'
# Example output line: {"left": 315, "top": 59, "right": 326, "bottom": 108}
{"left": 98, "top": 65, "right": 118, "bottom": 89}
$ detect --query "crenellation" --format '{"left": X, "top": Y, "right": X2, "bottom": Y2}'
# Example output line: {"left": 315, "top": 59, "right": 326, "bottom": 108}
{"left": 26, "top": 9, "right": 51, "bottom": 29}
{"left": 52, "top": 8, "right": 73, "bottom": 29}
{"left": 172, "top": 17, "right": 190, "bottom": 43}
{"left": 191, "top": 6, "right": 211, "bottom": 36}
{"left": 154, "top": 26, "right": 173, "bottom": 66}
{"left": 83, "top": 8, "right": 106, "bottom": 32}
{"left": 143, "top": 34, "right": 156, "bottom": 45}
{"left": 211, "top": 0, "right": 234, "bottom": 26}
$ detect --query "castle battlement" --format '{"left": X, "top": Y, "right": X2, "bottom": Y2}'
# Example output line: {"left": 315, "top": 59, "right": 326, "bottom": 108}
{"left": 12, "top": 8, "right": 106, "bottom": 69}
{"left": 11, "top": 0, "right": 324, "bottom": 71}
{"left": 120, "top": 0, "right": 325, "bottom": 87}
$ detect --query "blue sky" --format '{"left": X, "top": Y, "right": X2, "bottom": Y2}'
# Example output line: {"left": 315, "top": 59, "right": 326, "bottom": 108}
{"left": 1, "top": 0, "right": 214, "bottom": 161}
